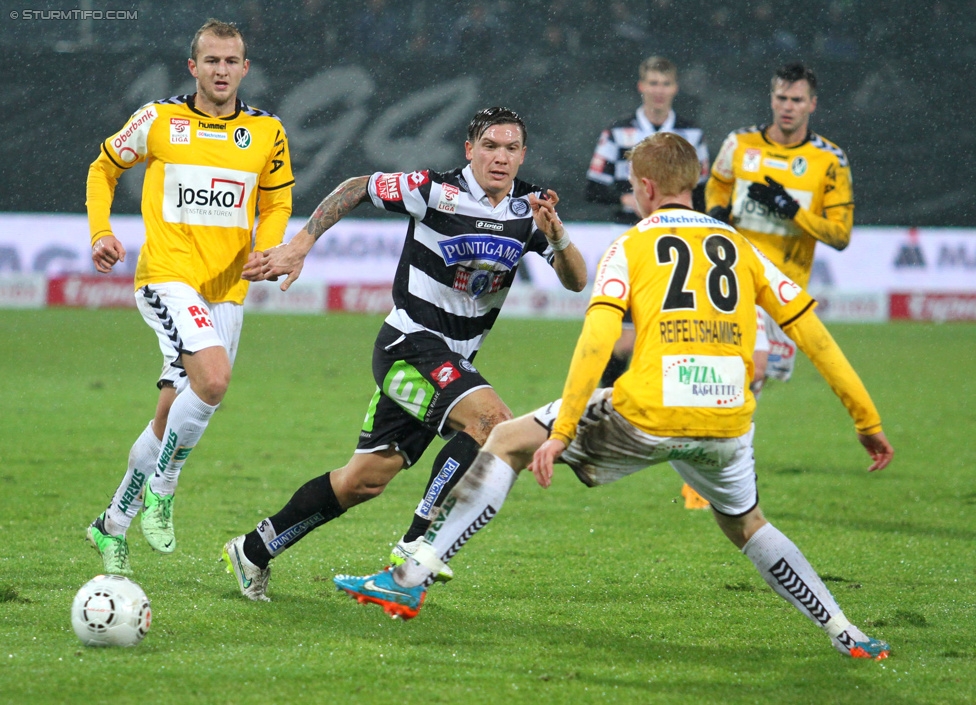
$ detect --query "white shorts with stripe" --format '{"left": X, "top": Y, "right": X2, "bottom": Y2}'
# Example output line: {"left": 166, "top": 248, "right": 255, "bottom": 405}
{"left": 534, "top": 389, "right": 758, "bottom": 516}
{"left": 135, "top": 282, "right": 243, "bottom": 391}
{"left": 754, "top": 305, "right": 797, "bottom": 382}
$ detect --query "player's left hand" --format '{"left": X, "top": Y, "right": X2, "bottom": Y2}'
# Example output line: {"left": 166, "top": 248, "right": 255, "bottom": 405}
{"left": 748, "top": 176, "right": 800, "bottom": 219}
{"left": 242, "top": 250, "right": 276, "bottom": 282}
{"left": 529, "top": 190, "right": 566, "bottom": 245}
{"left": 857, "top": 431, "right": 894, "bottom": 472}
{"left": 528, "top": 438, "right": 567, "bottom": 489}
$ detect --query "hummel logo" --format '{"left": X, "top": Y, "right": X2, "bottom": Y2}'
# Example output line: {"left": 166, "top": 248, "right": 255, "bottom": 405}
{"left": 233, "top": 545, "right": 252, "bottom": 588}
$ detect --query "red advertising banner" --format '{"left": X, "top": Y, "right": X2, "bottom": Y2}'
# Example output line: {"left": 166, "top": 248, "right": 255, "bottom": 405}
{"left": 326, "top": 284, "right": 394, "bottom": 313}
{"left": 889, "top": 293, "right": 976, "bottom": 321}
{"left": 47, "top": 275, "right": 136, "bottom": 308}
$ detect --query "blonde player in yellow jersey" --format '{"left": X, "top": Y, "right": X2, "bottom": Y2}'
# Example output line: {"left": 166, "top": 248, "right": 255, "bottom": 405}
{"left": 706, "top": 62, "right": 853, "bottom": 395}
{"left": 333, "top": 133, "right": 894, "bottom": 660}
{"left": 84, "top": 19, "right": 294, "bottom": 575}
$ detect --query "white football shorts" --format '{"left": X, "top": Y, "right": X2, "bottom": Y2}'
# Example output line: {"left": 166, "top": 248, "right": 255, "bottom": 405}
{"left": 135, "top": 282, "right": 243, "bottom": 391}
{"left": 755, "top": 305, "right": 797, "bottom": 382}
{"left": 534, "top": 389, "right": 759, "bottom": 516}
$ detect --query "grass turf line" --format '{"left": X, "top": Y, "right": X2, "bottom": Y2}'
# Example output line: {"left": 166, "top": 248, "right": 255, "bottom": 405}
{"left": 0, "top": 309, "right": 974, "bottom": 704}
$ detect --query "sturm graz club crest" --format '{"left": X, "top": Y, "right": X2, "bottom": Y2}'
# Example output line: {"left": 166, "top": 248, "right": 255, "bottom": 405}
{"left": 509, "top": 198, "right": 529, "bottom": 217}
{"left": 468, "top": 269, "right": 493, "bottom": 298}
{"left": 234, "top": 127, "right": 252, "bottom": 149}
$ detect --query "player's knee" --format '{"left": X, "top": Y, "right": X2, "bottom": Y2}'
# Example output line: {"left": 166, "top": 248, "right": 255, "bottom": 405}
{"left": 349, "top": 480, "right": 387, "bottom": 503}
{"left": 195, "top": 368, "right": 231, "bottom": 404}
{"left": 466, "top": 407, "right": 514, "bottom": 445}
{"left": 482, "top": 417, "right": 521, "bottom": 454}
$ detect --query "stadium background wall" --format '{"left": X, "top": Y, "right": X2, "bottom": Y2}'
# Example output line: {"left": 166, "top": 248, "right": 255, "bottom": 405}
{"left": 0, "top": 0, "right": 972, "bottom": 226}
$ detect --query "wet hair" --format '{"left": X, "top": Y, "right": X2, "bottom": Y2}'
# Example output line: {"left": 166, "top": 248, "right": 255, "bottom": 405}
{"left": 772, "top": 62, "right": 817, "bottom": 95}
{"left": 628, "top": 133, "right": 700, "bottom": 197}
{"left": 467, "top": 107, "right": 527, "bottom": 146}
{"left": 191, "top": 19, "right": 247, "bottom": 61}
{"left": 639, "top": 56, "right": 678, "bottom": 81}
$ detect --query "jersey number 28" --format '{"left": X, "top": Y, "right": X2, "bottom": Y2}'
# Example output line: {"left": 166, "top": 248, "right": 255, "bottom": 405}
{"left": 656, "top": 234, "right": 738, "bottom": 313}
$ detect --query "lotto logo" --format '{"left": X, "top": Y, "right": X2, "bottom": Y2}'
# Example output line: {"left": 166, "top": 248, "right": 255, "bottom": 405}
{"left": 431, "top": 362, "right": 461, "bottom": 389}
{"left": 406, "top": 170, "right": 430, "bottom": 190}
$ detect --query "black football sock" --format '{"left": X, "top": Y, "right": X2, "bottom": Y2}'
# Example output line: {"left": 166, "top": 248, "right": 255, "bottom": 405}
{"left": 243, "top": 472, "right": 345, "bottom": 568}
{"left": 402, "top": 432, "right": 481, "bottom": 542}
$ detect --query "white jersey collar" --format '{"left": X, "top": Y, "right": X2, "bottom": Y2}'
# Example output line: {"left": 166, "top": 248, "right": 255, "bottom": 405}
{"left": 636, "top": 107, "right": 676, "bottom": 134}
{"left": 461, "top": 164, "right": 513, "bottom": 208}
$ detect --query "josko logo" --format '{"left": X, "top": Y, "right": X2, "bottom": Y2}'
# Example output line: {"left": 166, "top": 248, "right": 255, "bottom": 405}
{"left": 163, "top": 163, "right": 255, "bottom": 228}
{"left": 234, "top": 127, "right": 252, "bottom": 149}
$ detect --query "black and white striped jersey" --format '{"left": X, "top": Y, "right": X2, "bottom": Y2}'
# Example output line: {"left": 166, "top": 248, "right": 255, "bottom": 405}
{"left": 586, "top": 108, "right": 709, "bottom": 220}
{"left": 367, "top": 165, "right": 554, "bottom": 360}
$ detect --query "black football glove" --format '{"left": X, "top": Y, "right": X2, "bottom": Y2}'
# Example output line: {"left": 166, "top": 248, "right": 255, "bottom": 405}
{"left": 707, "top": 205, "right": 732, "bottom": 223}
{"left": 748, "top": 176, "right": 800, "bottom": 219}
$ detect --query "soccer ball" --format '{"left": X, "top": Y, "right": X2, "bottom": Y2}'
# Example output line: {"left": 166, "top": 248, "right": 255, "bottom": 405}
{"left": 71, "top": 575, "right": 152, "bottom": 647}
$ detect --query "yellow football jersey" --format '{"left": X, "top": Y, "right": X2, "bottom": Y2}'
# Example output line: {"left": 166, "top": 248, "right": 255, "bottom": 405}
{"left": 706, "top": 126, "right": 853, "bottom": 287}
{"left": 87, "top": 95, "right": 295, "bottom": 304}
{"left": 553, "top": 207, "right": 816, "bottom": 440}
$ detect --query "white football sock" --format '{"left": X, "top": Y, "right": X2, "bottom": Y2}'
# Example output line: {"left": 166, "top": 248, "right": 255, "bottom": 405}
{"left": 742, "top": 522, "right": 864, "bottom": 652}
{"left": 105, "top": 420, "right": 161, "bottom": 535}
{"left": 394, "top": 451, "right": 518, "bottom": 587}
{"left": 148, "top": 387, "right": 217, "bottom": 496}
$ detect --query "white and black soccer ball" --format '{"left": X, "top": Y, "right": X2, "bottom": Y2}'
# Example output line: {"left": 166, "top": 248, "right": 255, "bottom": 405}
{"left": 71, "top": 575, "right": 152, "bottom": 647}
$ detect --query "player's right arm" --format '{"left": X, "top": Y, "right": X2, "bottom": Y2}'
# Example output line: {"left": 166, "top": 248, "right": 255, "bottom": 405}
{"left": 705, "top": 132, "right": 736, "bottom": 222}
{"left": 248, "top": 175, "right": 370, "bottom": 290}
{"left": 86, "top": 105, "right": 156, "bottom": 273}
{"left": 87, "top": 149, "right": 127, "bottom": 272}
{"left": 548, "top": 239, "right": 632, "bottom": 446}
{"left": 531, "top": 304, "right": 622, "bottom": 488}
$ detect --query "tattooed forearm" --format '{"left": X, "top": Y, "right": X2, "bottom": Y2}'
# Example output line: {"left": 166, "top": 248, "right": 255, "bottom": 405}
{"left": 306, "top": 176, "right": 370, "bottom": 239}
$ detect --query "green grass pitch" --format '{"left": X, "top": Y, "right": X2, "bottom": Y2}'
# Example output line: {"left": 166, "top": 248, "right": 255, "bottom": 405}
{"left": 0, "top": 309, "right": 974, "bottom": 704}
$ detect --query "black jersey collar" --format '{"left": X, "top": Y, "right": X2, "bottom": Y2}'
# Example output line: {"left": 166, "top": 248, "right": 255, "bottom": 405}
{"left": 759, "top": 124, "right": 813, "bottom": 149}
{"left": 187, "top": 94, "right": 243, "bottom": 121}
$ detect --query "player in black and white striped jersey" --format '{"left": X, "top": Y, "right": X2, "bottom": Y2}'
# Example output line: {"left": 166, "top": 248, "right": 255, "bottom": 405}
{"left": 220, "top": 107, "right": 588, "bottom": 600}
{"left": 586, "top": 56, "right": 713, "bottom": 509}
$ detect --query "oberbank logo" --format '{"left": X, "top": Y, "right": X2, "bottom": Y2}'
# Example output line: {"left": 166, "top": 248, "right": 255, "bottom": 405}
{"left": 438, "top": 234, "right": 523, "bottom": 269}
{"left": 162, "top": 163, "right": 255, "bottom": 229}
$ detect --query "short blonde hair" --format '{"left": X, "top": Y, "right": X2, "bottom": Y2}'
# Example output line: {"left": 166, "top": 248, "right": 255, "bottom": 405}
{"left": 639, "top": 56, "right": 677, "bottom": 81}
{"left": 191, "top": 19, "right": 247, "bottom": 60}
{"left": 628, "top": 133, "right": 700, "bottom": 197}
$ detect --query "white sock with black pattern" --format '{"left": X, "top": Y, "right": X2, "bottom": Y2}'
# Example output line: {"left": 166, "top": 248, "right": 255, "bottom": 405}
{"left": 394, "top": 451, "right": 518, "bottom": 587}
{"left": 742, "top": 522, "right": 868, "bottom": 654}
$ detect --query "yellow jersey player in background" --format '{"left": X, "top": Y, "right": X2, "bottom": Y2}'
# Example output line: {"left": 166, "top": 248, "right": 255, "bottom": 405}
{"left": 333, "top": 133, "right": 894, "bottom": 663}
{"left": 85, "top": 19, "right": 294, "bottom": 575}
{"left": 706, "top": 62, "right": 853, "bottom": 395}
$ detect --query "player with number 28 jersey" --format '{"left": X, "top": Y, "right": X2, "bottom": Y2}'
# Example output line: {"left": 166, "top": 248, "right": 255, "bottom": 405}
{"left": 553, "top": 207, "right": 844, "bottom": 443}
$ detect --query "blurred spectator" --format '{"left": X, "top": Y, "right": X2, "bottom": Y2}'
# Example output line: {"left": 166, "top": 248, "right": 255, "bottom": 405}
{"left": 701, "top": 6, "right": 740, "bottom": 58}
{"left": 353, "top": 0, "right": 408, "bottom": 59}
{"left": 451, "top": 2, "right": 508, "bottom": 62}
{"left": 746, "top": 3, "right": 801, "bottom": 59}
{"left": 815, "top": 2, "right": 859, "bottom": 60}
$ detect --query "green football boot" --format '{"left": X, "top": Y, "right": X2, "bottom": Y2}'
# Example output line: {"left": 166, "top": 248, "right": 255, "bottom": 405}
{"left": 141, "top": 483, "right": 176, "bottom": 553}
{"left": 86, "top": 514, "right": 133, "bottom": 575}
